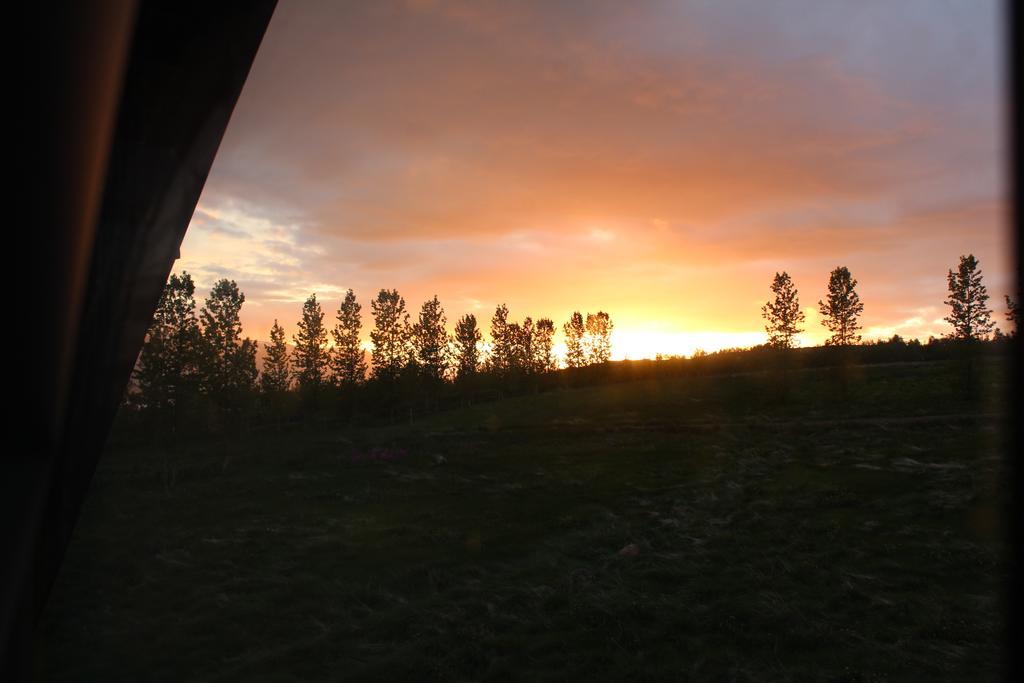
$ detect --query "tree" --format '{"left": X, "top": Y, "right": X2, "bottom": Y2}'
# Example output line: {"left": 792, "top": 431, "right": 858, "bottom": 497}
{"left": 510, "top": 317, "right": 534, "bottom": 373}
{"left": 762, "top": 272, "right": 806, "bottom": 349}
{"left": 487, "top": 304, "right": 512, "bottom": 373}
{"left": 502, "top": 322, "right": 520, "bottom": 372}
{"left": 585, "top": 311, "right": 613, "bottom": 364}
{"left": 563, "top": 311, "right": 586, "bottom": 368}
{"left": 370, "top": 288, "right": 411, "bottom": 380}
{"left": 330, "top": 289, "right": 367, "bottom": 387}
{"left": 532, "top": 318, "right": 556, "bottom": 373}
{"left": 261, "top": 319, "right": 290, "bottom": 393}
{"left": 817, "top": 266, "right": 864, "bottom": 346}
{"left": 199, "top": 279, "right": 257, "bottom": 395}
{"left": 233, "top": 339, "right": 259, "bottom": 393}
{"left": 292, "top": 294, "right": 328, "bottom": 388}
{"left": 1006, "top": 294, "right": 1020, "bottom": 336}
{"left": 136, "top": 271, "right": 201, "bottom": 408}
{"left": 412, "top": 295, "right": 449, "bottom": 381}
{"left": 453, "top": 313, "right": 482, "bottom": 380}
{"left": 943, "top": 254, "right": 995, "bottom": 341}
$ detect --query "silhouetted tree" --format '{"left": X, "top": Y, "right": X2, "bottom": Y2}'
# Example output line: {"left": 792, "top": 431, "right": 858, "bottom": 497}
{"left": 762, "top": 272, "right": 805, "bottom": 349}
{"left": 136, "top": 271, "right": 201, "bottom": 408}
{"left": 199, "top": 279, "right": 257, "bottom": 395}
{"left": 488, "top": 304, "right": 512, "bottom": 373}
{"left": 412, "top": 295, "right": 449, "bottom": 381}
{"left": 330, "top": 289, "right": 367, "bottom": 387}
{"left": 510, "top": 317, "right": 535, "bottom": 373}
{"left": 370, "top": 288, "right": 411, "bottom": 380}
{"left": 502, "top": 321, "right": 521, "bottom": 372}
{"left": 261, "top": 319, "right": 290, "bottom": 393}
{"left": 292, "top": 294, "right": 328, "bottom": 388}
{"left": 1006, "top": 294, "right": 1020, "bottom": 336}
{"left": 234, "top": 339, "right": 259, "bottom": 393}
{"left": 563, "top": 311, "right": 586, "bottom": 368}
{"left": 532, "top": 318, "right": 556, "bottom": 373}
{"left": 453, "top": 313, "right": 482, "bottom": 381}
{"left": 585, "top": 311, "right": 613, "bottom": 364}
{"left": 818, "top": 266, "right": 864, "bottom": 346}
{"left": 944, "top": 254, "right": 994, "bottom": 341}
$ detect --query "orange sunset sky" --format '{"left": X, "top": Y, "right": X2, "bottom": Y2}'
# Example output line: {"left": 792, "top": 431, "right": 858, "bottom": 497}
{"left": 177, "top": 0, "right": 1012, "bottom": 360}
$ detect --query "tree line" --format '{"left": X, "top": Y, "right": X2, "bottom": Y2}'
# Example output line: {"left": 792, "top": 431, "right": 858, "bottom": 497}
{"left": 760, "top": 254, "right": 1017, "bottom": 349}
{"left": 274, "top": 290, "right": 613, "bottom": 391}
{"left": 131, "top": 252, "right": 1016, "bottom": 428}
{"left": 134, "top": 279, "right": 615, "bottom": 412}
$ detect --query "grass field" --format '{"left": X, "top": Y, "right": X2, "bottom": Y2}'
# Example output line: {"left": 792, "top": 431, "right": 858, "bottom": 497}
{"left": 40, "top": 359, "right": 1010, "bottom": 681}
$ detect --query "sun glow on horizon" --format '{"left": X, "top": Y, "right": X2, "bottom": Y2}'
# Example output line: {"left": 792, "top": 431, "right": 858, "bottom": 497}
{"left": 609, "top": 329, "right": 768, "bottom": 361}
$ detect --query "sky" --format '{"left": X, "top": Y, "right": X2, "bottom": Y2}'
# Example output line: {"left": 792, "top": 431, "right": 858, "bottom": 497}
{"left": 178, "top": 0, "right": 1012, "bottom": 360}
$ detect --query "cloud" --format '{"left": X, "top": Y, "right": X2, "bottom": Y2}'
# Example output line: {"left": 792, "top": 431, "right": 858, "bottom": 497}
{"left": 178, "top": 0, "right": 1009, "bottom": 353}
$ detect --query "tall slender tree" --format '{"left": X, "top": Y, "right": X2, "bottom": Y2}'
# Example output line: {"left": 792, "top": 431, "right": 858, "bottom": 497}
{"left": 511, "top": 317, "right": 534, "bottom": 373}
{"left": 370, "top": 288, "right": 411, "bottom": 380}
{"left": 532, "top": 318, "right": 556, "bottom": 373}
{"left": 488, "top": 304, "right": 512, "bottom": 373}
{"left": 762, "top": 272, "right": 806, "bottom": 349}
{"left": 330, "top": 289, "right": 367, "bottom": 387}
{"left": 261, "top": 319, "right": 290, "bottom": 393}
{"left": 199, "top": 278, "right": 256, "bottom": 394}
{"left": 563, "top": 311, "right": 586, "bottom": 368}
{"left": 944, "top": 254, "right": 995, "bottom": 340}
{"left": 453, "top": 313, "right": 482, "bottom": 381}
{"left": 292, "top": 294, "right": 328, "bottom": 388}
{"left": 818, "top": 266, "right": 864, "bottom": 346}
{"left": 136, "top": 271, "right": 201, "bottom": 407}
{"left": 412, "top": 295, "right": 449, "bottom": 381}
{"left": 585, "top": 311, "right": 613, "bottom": 364}
{"left": 503, "top": 322, "right": 522, "bottom": 372}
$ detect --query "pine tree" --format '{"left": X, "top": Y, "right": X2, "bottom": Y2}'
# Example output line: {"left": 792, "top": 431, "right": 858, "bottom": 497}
{"left": 762, "top": 272, "right": 806, "bottom": 349}
{"left": 199, "top": 279, "right": 256, "bottom": 394}
{"left": 817, "top": 266, "right": 864, "bottom": 346}
{"left": 563, "top": 311, "right": 586, "bottom": 368}
{"left": 412, "top": 295, "right": 449, "bottom": 381}
{"left": 330, "top": 289, "right": 367, "bottom": 387}
{"left": 453, "top": 313, "right": 482, "bottom": 381}
{"left": 261, "top": 319, "right": 290, "bottom": 392}
{"left": 292, "top": 294, "right": 328, "bottom": 388}
{"left": 487, "top": 304, "right": 512, "bottom": 373}
{"left": 136, "top": 271, "right": 201, "bottom": 408}
{"left": 370, "top": 288, "right": 411, "bottom": 380}
{"left": 944, "top": 254, "right": 995, "bottom": 341}
{"left": 532, "top": 318, "right": 556, "bottom": 373}
{"left": 584, "top": 311, "right": 613, "bottom": 363}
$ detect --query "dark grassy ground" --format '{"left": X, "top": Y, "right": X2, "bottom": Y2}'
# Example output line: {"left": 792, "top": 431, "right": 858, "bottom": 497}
{"left": 39, "top": 359, "right": 1010, "bottom": 681}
